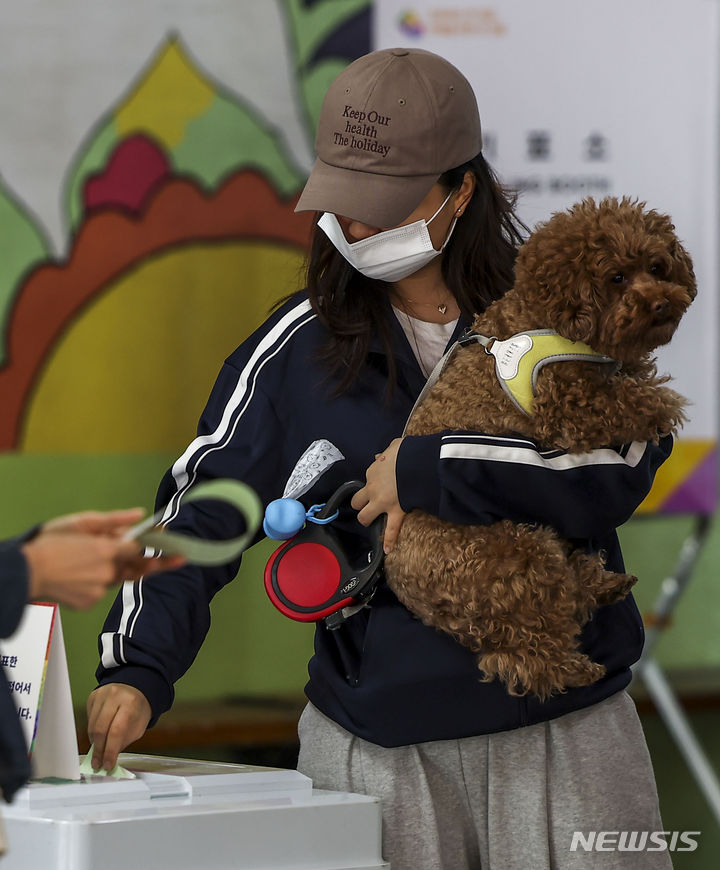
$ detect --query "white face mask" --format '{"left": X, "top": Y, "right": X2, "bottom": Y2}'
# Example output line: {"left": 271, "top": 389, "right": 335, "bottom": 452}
{"left": 317, "top": 191, "right": 458, "bottom": 282}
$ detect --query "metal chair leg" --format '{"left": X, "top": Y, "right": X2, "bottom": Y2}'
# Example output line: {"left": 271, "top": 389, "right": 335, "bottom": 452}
{"left": 631, "top": 514, "right": 720, "bottom": 827}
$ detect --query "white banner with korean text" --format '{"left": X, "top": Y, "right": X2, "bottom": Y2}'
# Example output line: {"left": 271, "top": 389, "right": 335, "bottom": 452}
{"left": 375, "top": 0, "right": 719, "bottom": 513}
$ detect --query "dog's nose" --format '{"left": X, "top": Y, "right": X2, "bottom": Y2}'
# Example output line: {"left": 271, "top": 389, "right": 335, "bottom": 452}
{"left": 651, "top": 298, "right": 670, "bottom": 316}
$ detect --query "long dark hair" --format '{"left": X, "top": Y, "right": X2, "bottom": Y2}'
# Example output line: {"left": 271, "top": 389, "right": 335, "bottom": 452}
{"left": 304, "top": 152, "right": 527, "bottom": 395}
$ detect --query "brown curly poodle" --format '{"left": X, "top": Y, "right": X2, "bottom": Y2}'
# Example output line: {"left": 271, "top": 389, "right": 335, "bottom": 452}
{"left": 384, "top": 196, "right": 696, "bottom": 699}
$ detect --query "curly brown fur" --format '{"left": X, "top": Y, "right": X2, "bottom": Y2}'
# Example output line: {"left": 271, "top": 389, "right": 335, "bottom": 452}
{"left": 385, "top": 196, "right": 696, "bottom": 699}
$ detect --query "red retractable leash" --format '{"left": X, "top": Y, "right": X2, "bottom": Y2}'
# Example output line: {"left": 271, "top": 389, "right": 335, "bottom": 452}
{"left": 263, "top": 481, "right": 385, "bottom": 629}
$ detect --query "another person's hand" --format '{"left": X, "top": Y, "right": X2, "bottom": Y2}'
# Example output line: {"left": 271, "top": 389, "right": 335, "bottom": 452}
{"left": 351, "top": 437, "right": 407, "bottom": 553}
{"left": 21, "top": 509, "right": 185, "bottom": 609}
{"left": 42, "top": 507, "right": 146, "bottom": 537}
{"left": 87, "top": 683, "right": 152, "bottom": 771}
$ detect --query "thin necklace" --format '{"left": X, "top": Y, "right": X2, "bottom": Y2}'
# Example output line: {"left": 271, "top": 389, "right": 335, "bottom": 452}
{"left": 395, "top": 301, "right": 454, "bottom": 379}
{"left": 406, "top": 312, "right": 431, "bottom": 378}
{"left": 392, "top": 290, "right": 453, "bottom": 315}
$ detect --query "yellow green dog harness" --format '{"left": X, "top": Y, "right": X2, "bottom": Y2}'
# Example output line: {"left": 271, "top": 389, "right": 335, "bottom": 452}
{"left": 404, "top": 329, "right": 616, "bottom": 429}
{"left": 466, "top": 329, "right": 616, "bottom": 414}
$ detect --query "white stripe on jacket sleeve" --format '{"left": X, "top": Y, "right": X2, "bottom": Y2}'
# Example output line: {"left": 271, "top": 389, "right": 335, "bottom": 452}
{"left": 102, "top": 299, "right": 315, "bottom": 666}
{"left": 439, "top": 436, "right": 647, "bottom": 470}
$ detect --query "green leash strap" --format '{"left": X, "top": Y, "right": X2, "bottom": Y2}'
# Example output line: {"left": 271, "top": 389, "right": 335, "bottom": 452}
{"left": 125, "top": 479, "right": 263, "bottom": 566}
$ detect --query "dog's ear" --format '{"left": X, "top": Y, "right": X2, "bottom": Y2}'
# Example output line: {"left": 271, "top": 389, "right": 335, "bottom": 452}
{"left": 669, "top": 235, "right": 698, "bottom": 301}
{"left": 514, "top": 216, "right": 599, "bottom": 344}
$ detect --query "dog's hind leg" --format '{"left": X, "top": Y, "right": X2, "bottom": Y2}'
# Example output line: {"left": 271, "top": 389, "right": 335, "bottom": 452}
{"left": 477, "top": 627, "right": 607, "bottom": 700}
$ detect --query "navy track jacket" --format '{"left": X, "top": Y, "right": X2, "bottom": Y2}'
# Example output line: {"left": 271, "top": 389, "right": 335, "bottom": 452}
{"left": 97, "top": 292, "right": 672, "bottom": 747}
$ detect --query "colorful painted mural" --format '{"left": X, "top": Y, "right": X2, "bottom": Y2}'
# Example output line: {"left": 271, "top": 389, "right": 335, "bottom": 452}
{"left": 0, "top": 0, "right": 371, "bottom": 454}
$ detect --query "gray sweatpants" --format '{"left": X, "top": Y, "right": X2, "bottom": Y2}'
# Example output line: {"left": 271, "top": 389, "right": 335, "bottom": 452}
{"left": 297, "top": 691, "right": 671, "bottom": 870}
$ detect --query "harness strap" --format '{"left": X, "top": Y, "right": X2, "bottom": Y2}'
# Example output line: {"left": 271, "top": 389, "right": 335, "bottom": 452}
{"left": 485, "top": 329, "right": 615, "bottom": 414}
{"left": 403, "top": 329, "right": 615, "bottom": 430}
{"left": 402, "top": 333, "right": 489, "bottom": 435}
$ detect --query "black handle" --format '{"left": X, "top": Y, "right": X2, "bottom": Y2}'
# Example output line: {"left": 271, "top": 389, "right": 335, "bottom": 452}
{"left": 316, "top": 480, "right": 385, "bottom": 557}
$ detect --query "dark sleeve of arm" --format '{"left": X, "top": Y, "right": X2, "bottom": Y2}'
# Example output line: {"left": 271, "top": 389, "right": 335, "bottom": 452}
{"left": 0, "top": 545, "right": 30, "bottom": 639}
{"left": 94, "top": 362, "right": 285, "bottom": 722}
{"left": 396, "top": 432, "right": 674, "bottom": 538}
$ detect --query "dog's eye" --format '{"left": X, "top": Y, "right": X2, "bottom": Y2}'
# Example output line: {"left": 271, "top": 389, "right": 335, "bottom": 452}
{"left": 611, "top": 273, "right": 625, "bottom": 284}
{"left": 649, "top": 263, "right": 665, "bottom": 277}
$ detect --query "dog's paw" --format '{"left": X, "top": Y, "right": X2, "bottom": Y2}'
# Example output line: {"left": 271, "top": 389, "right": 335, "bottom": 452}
{"left": 569, "top": 550, "right": 637, "bottom": 609}
{"left": 592, "top": 571, "right": 637, "bottom": 606}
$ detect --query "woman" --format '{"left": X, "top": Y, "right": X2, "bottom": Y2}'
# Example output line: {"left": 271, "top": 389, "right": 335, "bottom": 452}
{"left": 88, "top": 48, "right": 672, "bottom": 869}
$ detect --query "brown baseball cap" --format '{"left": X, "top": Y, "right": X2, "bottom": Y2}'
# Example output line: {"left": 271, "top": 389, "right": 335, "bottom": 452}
{"left": 295, "top": 48, "right": 482, "bottom": 228}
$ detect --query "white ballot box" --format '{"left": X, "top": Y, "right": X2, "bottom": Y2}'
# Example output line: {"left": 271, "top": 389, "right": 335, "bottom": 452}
{"left": 1, "top": 755, "right": 389, "bottom": 869}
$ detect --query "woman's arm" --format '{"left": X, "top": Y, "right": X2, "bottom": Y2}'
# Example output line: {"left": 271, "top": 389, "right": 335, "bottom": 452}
{"left": 90, "top": 362, "right": 287, "bottom": 769}
{"left": 354, "top": 432, "right": 673, "bottom": 549}
{"left": 397, "top": 431, "right": 673, "bottom": 537}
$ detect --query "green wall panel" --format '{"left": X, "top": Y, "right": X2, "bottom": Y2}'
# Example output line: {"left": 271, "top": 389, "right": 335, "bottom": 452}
{"left": 2, "top": 453, "right": 718, "bottom": 715}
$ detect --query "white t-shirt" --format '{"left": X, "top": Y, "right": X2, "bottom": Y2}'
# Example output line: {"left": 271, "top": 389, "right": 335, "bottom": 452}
{"left": 392, "top": 306, "right": 458, "bottom": 379}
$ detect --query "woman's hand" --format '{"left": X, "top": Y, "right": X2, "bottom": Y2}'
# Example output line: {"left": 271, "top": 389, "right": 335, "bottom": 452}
{"left": 351, "top": 438, "right": 407, "bottom": 553}
{"left": 86, "top": 683, "right": 152, "bottom": 771}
